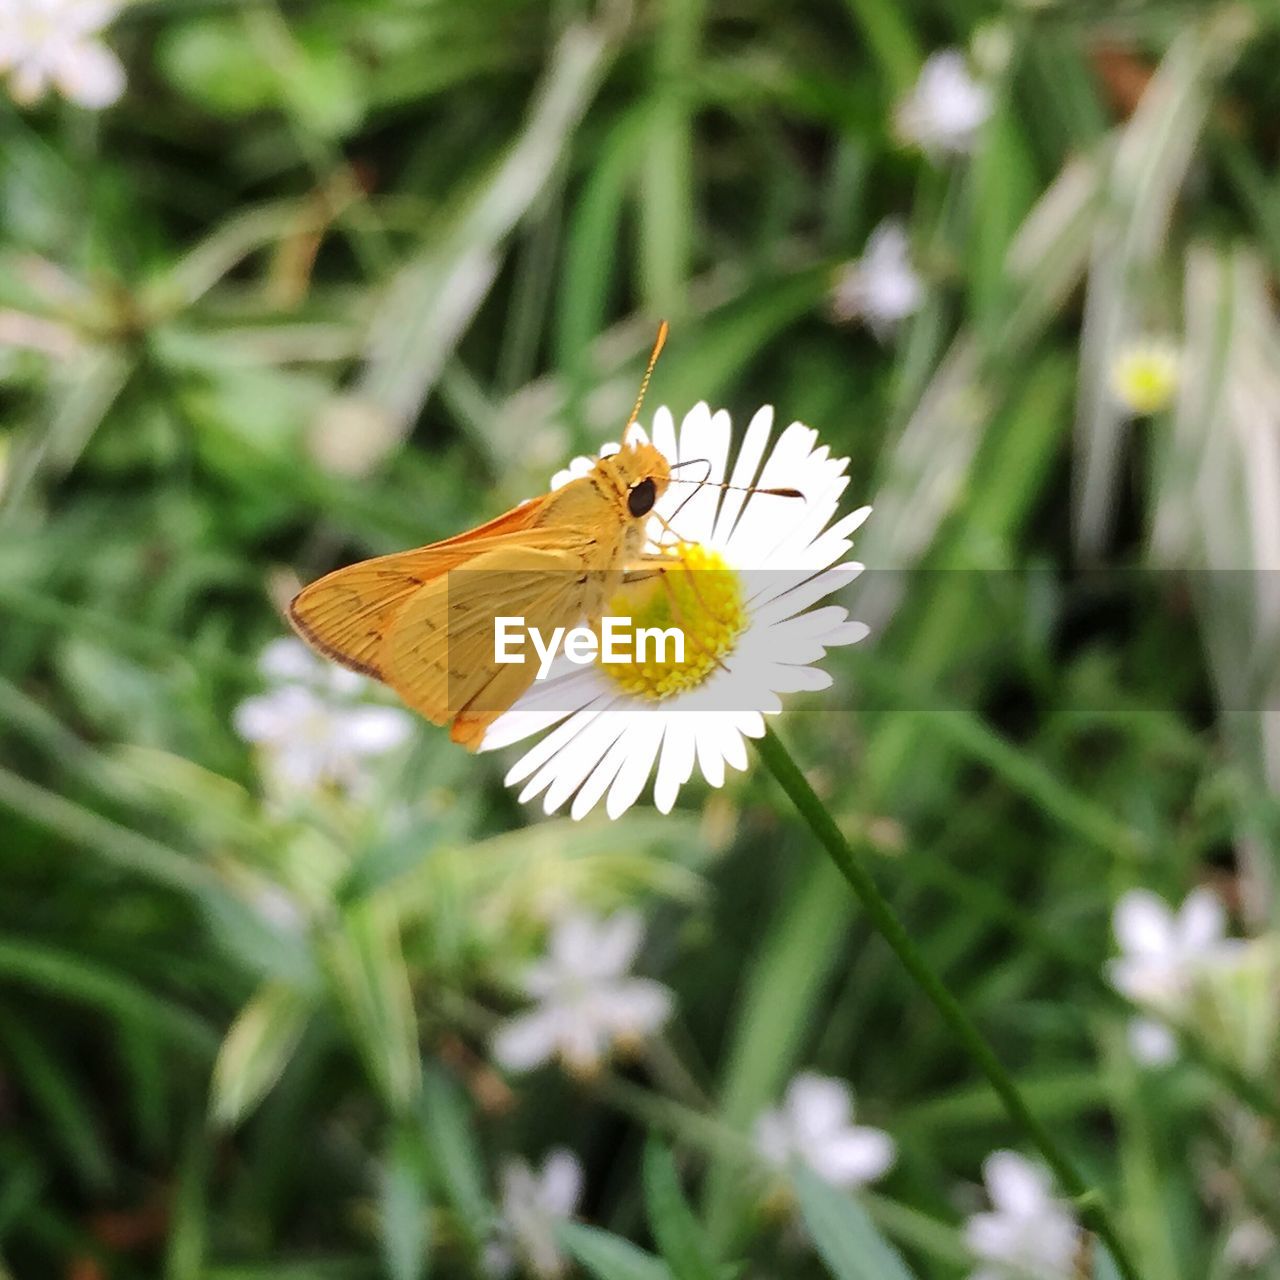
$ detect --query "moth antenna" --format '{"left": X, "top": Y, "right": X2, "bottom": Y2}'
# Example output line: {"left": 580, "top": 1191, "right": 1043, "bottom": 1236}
{"left": 668, "top": 477, "right": 806, "bottom": 500}
{"left": 667, "top": 457, "right": 804, "bottom": 500}
{"left": 623, "top": 320, "right": 669, "bottom": 445}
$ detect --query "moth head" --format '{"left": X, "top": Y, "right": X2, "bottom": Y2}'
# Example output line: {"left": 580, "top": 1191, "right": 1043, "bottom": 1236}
{"left": 598, "top": 440, "right": 671, "bottom": 518}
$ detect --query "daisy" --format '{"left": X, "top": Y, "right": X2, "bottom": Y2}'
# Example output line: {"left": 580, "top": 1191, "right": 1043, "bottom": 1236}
{"left": 754, "top": 1072, "right": 895, "bottom": 1189}
{"left": 233, "top": 637, "right": 413, "bottom": 798}
{"left": 484, "top": 1149, "right": 583, "bottom": 1279}
{"left": 481, "top": 403, "right": 871, "bottom": 820}
{"left": 963, "top": 1151, "right": 1078, "bottom": 1280}
{"left": 491, "top": 910, "right": 673, "bottom": 1078}
{"left": 0, "top": 0, "right": 126, "bottom": 109}
{"left": 831, "top": 219, "right": 923, "bottom": 338}
{"left": 1108, "top": 887, "right": 1240, "bottom": 1066}
{"left": 1108, "top": 336, "right": 1180, "bottom": 416}
{"left": 895, "top": 51, "right": 992, "bottom": 158}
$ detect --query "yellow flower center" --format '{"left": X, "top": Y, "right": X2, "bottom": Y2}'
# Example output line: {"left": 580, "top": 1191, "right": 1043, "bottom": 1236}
{"left": 1110, "top": 343, "right": 1179, "bottom": 415}
{"left": 598, "top": 543, "right": 746, "bottom": 701}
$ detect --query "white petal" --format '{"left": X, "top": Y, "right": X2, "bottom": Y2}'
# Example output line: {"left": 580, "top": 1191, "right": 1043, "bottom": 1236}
{"left": 344, "top": 706, "right": 413, "bottom": 754}
{"left": 482, "top": 706, "right": 575, "bottom": 752}
{"left": 693, "top": 720, "right": 727, "bottom": 789}
{"left": 525, "top": 715, "right": 626, "bottom": 813}
{"left": 650, "top": 406, "right": 678, "bottom": 461}
{"left": 1177, "top": 887, "right": 1226, "bottom": 953}
{"left": 492, "top": 1009, "right": 561, "bottom": 1073}
{"left": 538, "top": 1150, "right": 583, "bottom": 1217}
{"left": 54, "top": 37, "right": 124, "bottom": 108}
{"left": 592, "top": 911, "right": 645, "bottom": 976}
{"left": 233, "top": 693, "right": 284, "bottom": 744}
{"left": 259, "top": 637, "right": 318, "bottom": 684}
{"left": 676, "top": 402, "right": 711, "bottom": 463}
{"left": 568, "top": 723, "right": 635, "bottom": 820}
{"left": 557, "top": 1014, "right": 606, "bottom": 1074}
{"left": 605, "top": 716, "right": 665, "bottom": 819}
{"left": 505, "top": 705, "right": 607, "bottom": 788}
{"left": 668, "top": 405, "right": 729, "bottom": 544}
{"left": 751, "top": 564, "right": 864, "bottom": 627}
{"left": 765, "top": 664, "right": 834, "bottom": 694}
{"left": 653, "top": 720, "right": 696, "bottom": 814}
{"left": 601, "top": 978, "right": 673, "bottom": 1037}
{"left": 983, "top": 1151, "right": 1051, "bottom": 1218}
{"left": 787, "top": 1073, "right": 853, "bottom": 1138}
{"left": 551, "top": 455, "right": 595, "bottom": 490}
{"left": 718, "top": 722, "right": 748, "bottom": 774}
{"left": 809, "top": 1128, "right": 896, "bottom": 1187}
{"left": 713, "top": 405, "right": 773, "bottom": 545}
{"left": 1128, "top": 1017, "right": 1178, "bottom": 1066}
{"left": 825, "top": 621, "right": 870, "bottom": 646}
{"left": 1113, "top": 890, "right": 1176, "bottom": 959}
{"left": 965, "top": 1210, "right": 1022, "bottom": 1262}
{"left": 545, "top": 721, "right": 631, "bottom": 815}
{"left": 10, "top": 58, "right": 50, "bottom": 105}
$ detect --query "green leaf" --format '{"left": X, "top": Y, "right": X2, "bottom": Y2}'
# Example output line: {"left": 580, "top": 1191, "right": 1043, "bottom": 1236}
{"left": 794, "top": 1169, "right": 918, "bottom": 1280}
{"left": 323, "top": 898, "right": 421, "bottom": 1112}
{"left": 156, "top": 17, "right": 277, "bottom": 116}
{"left": 419, "top": 1067, "right": 492, "bottom": 1253}
{"left": 211, "top": 982, "right": 314, "bottom": 1127}
{"left": 380, "top": 1124, "right": 432, "bottom": 1280}
{"left": 0, "top": 940, "right": 216, "bottom": 1055}
{"left": 556, "top": 1222, "right": 674, "bottom": 1280}
{"left": 0, "top": 1009, "right": 110, "bottom": 1192}
{"left": 702, "top": 857, "right": 851, "bottom": 1249}
{"left": 642, "top": 1141, "right": 719, "bottom": 1280}
{"left": 355, "top": 19, "right": 614, "bottom": 432}
{"left": 165, "top": 1127, "right": 210, "bottom": 1280}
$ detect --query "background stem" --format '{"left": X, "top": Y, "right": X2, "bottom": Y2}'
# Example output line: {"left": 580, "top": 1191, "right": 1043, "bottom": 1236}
{"left": 755, "top": 723, "right": 1140, "bottom": 1280}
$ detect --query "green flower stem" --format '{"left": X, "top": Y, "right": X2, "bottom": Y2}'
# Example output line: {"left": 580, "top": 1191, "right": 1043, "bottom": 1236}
{"left": 754, "top": 724, "right": 1140, "bottom": 1280}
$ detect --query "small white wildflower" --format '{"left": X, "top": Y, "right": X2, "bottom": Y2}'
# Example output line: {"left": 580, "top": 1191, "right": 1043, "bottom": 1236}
{"left": 1225, "top": 1218, "right": 1277, "bottom": 1269}
{"left": 896, "top": 51, "right": 993, "bottom": 158}
{"left": 491, "top": 911, "right": 673, "bottom": 1077}
{"left": 484, "top": 1149, "right": 583, "bottom": 1280}
{"left": 1108, "top": 887, "right": 1239, "bottom": 1066}
{"left": 831, "top": 219, "right": 923, "bottom": 339}
{"left": 234, "top": 637, "right": 412, "bottom": 798}
{"left": 964, "top": 1151, "right": 1078, "bottom": 1280}
{"left": 1108, "top": 337, "right": 1180, "bottom": 416}
{"left": 754, "top": 1072, "right": 895, "bottom": 1189}
{"left": 0, "top": 0, "right": 126, "bottom": 109}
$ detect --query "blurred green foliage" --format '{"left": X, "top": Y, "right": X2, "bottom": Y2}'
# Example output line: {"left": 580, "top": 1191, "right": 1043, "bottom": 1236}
{"left": 3, "top": 0, "right": 1280, "bottom": 1278}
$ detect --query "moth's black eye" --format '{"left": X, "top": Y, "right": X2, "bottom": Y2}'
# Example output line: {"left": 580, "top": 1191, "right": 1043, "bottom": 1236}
{"left": 627, "top": 477, "right": 657, "bottom": 517}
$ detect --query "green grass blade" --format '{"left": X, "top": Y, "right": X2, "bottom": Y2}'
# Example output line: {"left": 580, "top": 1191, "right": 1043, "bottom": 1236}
{"left": 642, "top": 1140, "right": 719, "bottom": 1280}
{"left": 795, "top": 1169, "right": 918, "bottom": 1280}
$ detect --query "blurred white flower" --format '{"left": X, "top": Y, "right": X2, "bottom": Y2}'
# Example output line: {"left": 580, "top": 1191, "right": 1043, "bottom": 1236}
{"left": 831, "top": 219, "right": 923, "bottom": 338}
{"left": 896, "top": 51, "right": 992, "bottom": 158}
{"left": 484, "top": 1149, "right": 582, "bottom": 1279}
{"left": 964, "top": 1151, "right": 1078, "bottom": 1280}
{"left": 754, "top": 1072, "right": 895, "bottom": 1189}
{"left": 483, "top": 404, "right": 871, "bottom": 820}
{"left": 1108, "top": 887, "right": 1239, "bottom": 1066}
{"left": 1225, "top": 1218, "right": 1277, "bottom": 1269}
{"left": 491, "top": 911, "right": 673, "bottom": 1077}
{"left": 1108, "top": 336, "right": 1180, "bottom": 416}
{"left": 234, "top": 637, "right": 412, "bottom": 797}
{"left": 0, "top": 0, "right": 126, "bottom": 109}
